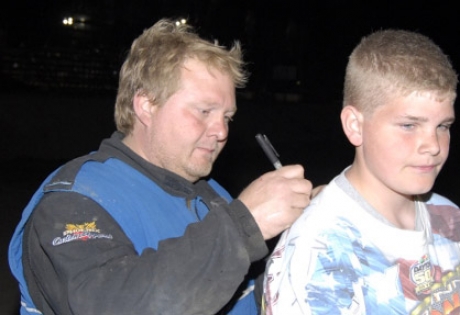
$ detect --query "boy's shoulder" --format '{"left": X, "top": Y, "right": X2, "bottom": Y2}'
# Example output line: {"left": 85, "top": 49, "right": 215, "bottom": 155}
{"left": 287, "top": 178, "right": 361, "bottom": 236}
{"left": 424, "top": 192, "right": 458, "bottom": 208}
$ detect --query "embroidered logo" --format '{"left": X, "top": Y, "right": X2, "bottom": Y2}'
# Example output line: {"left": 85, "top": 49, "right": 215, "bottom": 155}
{"left": 410, "top": 254, "right": 434, "bottom": 295}
{"left": 52, "top": 221, "right": 113, "bottom": 246}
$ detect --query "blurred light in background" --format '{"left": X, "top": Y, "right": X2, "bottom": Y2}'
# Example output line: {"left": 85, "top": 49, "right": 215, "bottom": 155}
{"left": 175, "top": 18, "right": 187, "bottom": 26}
{"left": 62, "top": 15, "right": 90, "bottom": 30}
{"left": 63, "top": 17, "right": 74, "bottom": 26}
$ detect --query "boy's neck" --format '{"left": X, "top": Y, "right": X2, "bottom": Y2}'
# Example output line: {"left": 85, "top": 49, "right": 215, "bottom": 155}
{"left": 345, "top": 167, "right": 416, "bottom": 230}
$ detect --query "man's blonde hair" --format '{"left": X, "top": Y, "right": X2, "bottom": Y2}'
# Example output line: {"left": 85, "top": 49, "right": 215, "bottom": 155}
{"left": 344, "top": 29, "right": 458, "bottom": 114}
{"left": 115, "top": 19, "right": 248, "bottom": 134}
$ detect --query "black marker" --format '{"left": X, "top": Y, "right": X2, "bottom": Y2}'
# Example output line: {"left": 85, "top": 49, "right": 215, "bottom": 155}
{"left": 255, "top": 133, "right": 282, "bottom": 169}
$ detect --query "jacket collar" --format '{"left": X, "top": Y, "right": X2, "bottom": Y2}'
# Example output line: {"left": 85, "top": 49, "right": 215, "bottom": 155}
{"left": 100, "top": 131, "right": 201, "bottom": 199}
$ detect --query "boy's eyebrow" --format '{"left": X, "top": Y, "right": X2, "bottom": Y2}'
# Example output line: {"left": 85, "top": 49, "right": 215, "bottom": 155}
{"left": 399, "top": 114, "right": 456, "bottom": 123}
{"left": 397, "top": 114, "right": 429, "bottom": 123}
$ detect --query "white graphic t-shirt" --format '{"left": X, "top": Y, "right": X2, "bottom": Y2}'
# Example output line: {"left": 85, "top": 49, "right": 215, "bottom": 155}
{"left": 263, "top": 171, "right": 460, "bottom": 315}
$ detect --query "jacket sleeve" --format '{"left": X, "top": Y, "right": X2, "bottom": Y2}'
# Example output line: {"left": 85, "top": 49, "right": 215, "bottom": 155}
{"left": 23, "top": 191, "right": 267, "bottom": 315}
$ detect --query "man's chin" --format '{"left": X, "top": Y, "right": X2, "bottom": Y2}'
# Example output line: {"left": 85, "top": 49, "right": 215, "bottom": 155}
{"left": 187, "top": 164, "right": 213, "bottom": 182}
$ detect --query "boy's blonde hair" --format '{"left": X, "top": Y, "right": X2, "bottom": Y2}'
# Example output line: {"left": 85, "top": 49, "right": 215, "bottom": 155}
{"left": 344, "top": 29, "right": 458, "bottom": 114}
{"left": 115, "top": 19, "right": 248, "bottom": 135}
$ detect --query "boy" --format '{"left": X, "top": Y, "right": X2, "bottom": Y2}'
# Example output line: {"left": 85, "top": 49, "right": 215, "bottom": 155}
{"left": 263, "top": 29, "right": 460, "bottom": 314}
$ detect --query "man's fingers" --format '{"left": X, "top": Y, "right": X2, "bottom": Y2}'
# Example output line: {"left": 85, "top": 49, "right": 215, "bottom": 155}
{"left": 275, "top": 164, "right": 305, "bottom": 179}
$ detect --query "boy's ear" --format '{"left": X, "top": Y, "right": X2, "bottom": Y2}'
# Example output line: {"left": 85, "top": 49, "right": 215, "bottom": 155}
{"left": 341, "top": 105, "right": 363, "bottom": 146}
{"left": 132, "top": 92, "right": 155, "bottom": 127}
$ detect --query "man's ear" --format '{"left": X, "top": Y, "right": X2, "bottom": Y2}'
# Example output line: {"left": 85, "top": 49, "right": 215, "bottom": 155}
{"left": 132, "top": 92, "right": 154, "bottom": 127}
{"left": 341, "top": 105, "right": 363, "bottom": 146}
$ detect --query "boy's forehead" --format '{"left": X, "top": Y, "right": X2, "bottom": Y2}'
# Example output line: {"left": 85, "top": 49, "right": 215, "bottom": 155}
{"left": 381, "top": 89, "right": 456, "bottom": 107}
{"left": 380, "top": 91, "right": 455, "bottom": 110}
{"left": 413, "top": 90, "right": 457, "bottom": 102}
{"left": 373, "top": 91, "right": 456, "bottom": 116}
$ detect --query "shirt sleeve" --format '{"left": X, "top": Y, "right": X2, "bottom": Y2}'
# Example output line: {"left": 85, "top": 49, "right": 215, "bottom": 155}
{"left": 23, "top": 190, "right": 264, "bottom": 315}
{"left": 264, "top": 223, "right": 365, "bottom": 315}
{"left": 291, "top": 227, "right": 361, "bottom": 314}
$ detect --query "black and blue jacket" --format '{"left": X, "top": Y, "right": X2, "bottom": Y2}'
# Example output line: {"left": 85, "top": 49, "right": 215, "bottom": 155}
{"left": 9, "top": 132, "right": 267, "bottom": 315}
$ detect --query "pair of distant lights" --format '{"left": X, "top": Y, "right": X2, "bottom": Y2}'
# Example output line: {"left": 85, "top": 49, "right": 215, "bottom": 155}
{"left": 62, "top": 16, "right": 87, "bottom": 26}
{"left": 175, "top": 19, "right": 187, "bottom": 26}
{"left": 62, "top": 17, "right": 75, "bottom": 26}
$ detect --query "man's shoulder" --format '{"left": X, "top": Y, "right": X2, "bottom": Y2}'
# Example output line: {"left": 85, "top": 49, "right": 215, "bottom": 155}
{"left": 207, "top": 178, "right": 232, "bottom": 201}
{"left": 42, "top": 152, "right": 113, "bottom": 192}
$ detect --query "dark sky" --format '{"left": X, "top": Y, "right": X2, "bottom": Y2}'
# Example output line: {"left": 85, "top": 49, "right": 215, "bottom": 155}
{"left": 2, "top": 1, "right": 459, "bottom": 60}
{"left": 2, "top": 1, "right": 459, "bottom": 97}
{"left": 1, "top": 1, "right": 459, "bottom": 202}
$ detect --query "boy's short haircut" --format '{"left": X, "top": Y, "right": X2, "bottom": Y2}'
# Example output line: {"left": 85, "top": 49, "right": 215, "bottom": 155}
{"left": 115, "top": 18, "right": 248, "bottom": 135}
{"left": 343, "top": 29, "right": 458, "bottom": 114}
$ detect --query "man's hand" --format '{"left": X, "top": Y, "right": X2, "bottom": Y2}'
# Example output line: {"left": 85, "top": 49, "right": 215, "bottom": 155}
{"left": 238, "top": 165, "right": 312, "bottom": 240}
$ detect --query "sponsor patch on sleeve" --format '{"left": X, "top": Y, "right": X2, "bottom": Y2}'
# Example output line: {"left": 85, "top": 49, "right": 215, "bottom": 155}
{"left": 52, "top": 221, "right": 113, "bottom": 246}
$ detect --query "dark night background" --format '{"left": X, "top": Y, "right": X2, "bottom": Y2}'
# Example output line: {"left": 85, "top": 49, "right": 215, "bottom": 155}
{"left": 1, "top": 1, "right": 459, "bottom": 314}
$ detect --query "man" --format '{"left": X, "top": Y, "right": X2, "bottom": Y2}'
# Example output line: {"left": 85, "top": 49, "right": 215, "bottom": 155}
{"left": 9, "top": 19, "right": 312, "bottom": 314}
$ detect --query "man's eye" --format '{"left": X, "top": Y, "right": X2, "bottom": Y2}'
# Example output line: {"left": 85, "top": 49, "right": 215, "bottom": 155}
{"left": 401, "top": 123, "right": 415, "bottom": 130}
{"left": 225, "top": 116, "right": 234, "bottom": 123}
{"left": 438, "top": 123, "right": 452, "bottom": 131}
